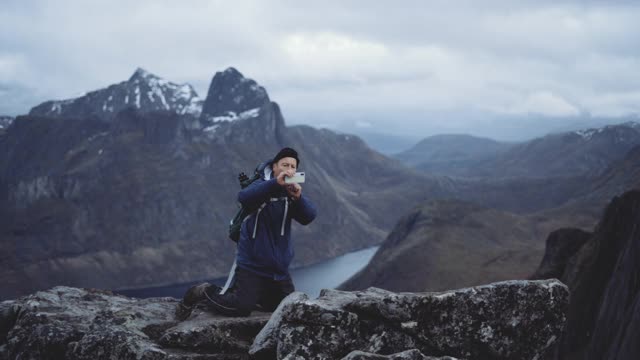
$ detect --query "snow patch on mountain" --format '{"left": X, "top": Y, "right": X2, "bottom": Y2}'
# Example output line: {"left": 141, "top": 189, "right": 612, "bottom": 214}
{"left": 29, "top": 67, "right": 204, "bottom": 120}
{"left": 573, "top": 121, "right": 640, "bottom": 141}
{"left": 574, "top": 127, "right": 604, "bottom": 140}
{"left": 0, "top": 115, "right": 14, "bottom": 129}
{"left": 207, "top": 107, "right": 261, "bottom": 123}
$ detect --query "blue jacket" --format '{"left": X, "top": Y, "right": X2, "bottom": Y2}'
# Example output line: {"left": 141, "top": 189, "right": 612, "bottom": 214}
{"left": 236, "top": 161, "right": 317, "bottom": 280}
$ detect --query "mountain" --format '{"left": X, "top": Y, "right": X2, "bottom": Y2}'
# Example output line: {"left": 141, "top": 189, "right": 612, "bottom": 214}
{"left": 574, "top": 143, "right": 640, "bottom": 203}
{"left": 28, "top": 68, "right": 203, "bottom": 122}
{"left": 335, "top": 129, "right": 422, "bottom": 155}
{"left": 339, "top": 198, "right": 594, "bottom": 293}
{"left": 393, "top": 134, "right": 514, "bottom": 175}
{"left": 7, "top": 66, "right": 634, "bottom": 302}
{"left": 531, "top": 190, "right": 640, "bottom": 360}
{"left": 487, "top": 122, "right": 640, "bottom": 178}
{"left": 0, "top": 67, "right": 471, "bottom": 300}
{"left": 399, "top": 122, "right": 640, "bottom": 179}
{"left": 341, "top": 143, "right": 640, "bottom": 293}
{"left": 536, "top": 143, "right": 640, "bottom": 221}
{"left": 199, "top": 67, "right": 269, "bottom": 124}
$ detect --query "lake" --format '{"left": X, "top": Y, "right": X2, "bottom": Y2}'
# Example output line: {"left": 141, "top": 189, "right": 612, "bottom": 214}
{"left": 117, "top": 246, "right": 379, "bottom": 299}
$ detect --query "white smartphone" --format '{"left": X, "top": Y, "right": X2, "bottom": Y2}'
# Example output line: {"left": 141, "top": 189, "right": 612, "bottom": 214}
{"left": 284, "top": 172, "right": 306, "bottom": 184}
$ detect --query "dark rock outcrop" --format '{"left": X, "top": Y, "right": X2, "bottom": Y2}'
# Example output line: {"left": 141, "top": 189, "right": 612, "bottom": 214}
{"left": 0, "top": 279, "right": 568, "bottom": 360}
{"left": 530, "top": 228, "right": 591, "bottom": 280}
{"left": 532, "top": 189, "right": 640, "bottom": 360}
{"left": 253, "top": 280, "right": 568, "bottom": 360}
{"left": 200, "top": 67, "right": 269, "bottom": 123}
{"left": 0, "top": 286, "right": 270, "bottom": 359}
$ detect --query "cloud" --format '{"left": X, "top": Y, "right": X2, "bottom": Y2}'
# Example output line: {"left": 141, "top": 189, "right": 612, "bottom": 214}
{"left": 355, "top": 120, "right": 373, "bottom": 129}
{"left": 583, "top": 91, "right": 640, "bottom": 117}
{"left": 0, "top": 0, "right": 639, "bottom": 139}
{"left": 487, "top": 91, "right": 581, "bottom": 117}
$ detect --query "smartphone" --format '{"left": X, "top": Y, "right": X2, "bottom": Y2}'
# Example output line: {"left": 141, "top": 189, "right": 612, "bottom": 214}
{"left": 284, "top": 172, "right": 306, "bottom": 184}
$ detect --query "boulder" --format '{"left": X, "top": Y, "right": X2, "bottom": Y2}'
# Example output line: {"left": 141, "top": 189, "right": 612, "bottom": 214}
{"left": 341, "top": 349, "right": 458, "bottom": 360}
{"left": 0, "top": 279, "right": 569, "bottom": 359}
{"left": 267, "top": 279, "right": 568, "bottom": 360}
{"left": 0, "top": 286, "right": 269, "bottom": 359}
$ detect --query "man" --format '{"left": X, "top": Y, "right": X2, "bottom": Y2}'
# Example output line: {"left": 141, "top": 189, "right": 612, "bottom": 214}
{"left": 175, "top": 147, "right": 317, "bottom": 319}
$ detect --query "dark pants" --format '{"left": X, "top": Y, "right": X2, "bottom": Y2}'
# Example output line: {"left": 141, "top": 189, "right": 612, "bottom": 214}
{"left": 201, "top": 266, "right": 295, "bottom": 316}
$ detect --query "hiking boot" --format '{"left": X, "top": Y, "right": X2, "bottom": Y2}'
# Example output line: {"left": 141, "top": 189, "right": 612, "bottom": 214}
{"left": 174, "top": 282, "right": 218, "bottom": 321}
{"left": 183, "top": 283, "right": 213, "bottom": 306}
{"left": 174, "top": 301, "right": 193, "bottom": 321}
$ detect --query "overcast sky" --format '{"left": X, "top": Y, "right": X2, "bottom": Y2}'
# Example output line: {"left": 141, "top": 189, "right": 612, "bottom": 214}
{"left": 2, "top": 0, "right": 640, "bottom": 139}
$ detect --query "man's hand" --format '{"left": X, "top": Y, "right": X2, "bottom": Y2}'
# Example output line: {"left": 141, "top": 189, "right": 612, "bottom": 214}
{"left": 276, "top": 170, "right": 295, "bottom": 186}
{"left": 286, "top": 183, "right": 302, "bottom": 200}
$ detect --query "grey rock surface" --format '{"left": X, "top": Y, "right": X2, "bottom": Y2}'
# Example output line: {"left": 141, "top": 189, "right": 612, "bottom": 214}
{"left": 0, "top": 286, "right": 269, "bottom": 359}
{"left": 341, "top": 349, "right": 458, "bottom": 360}
{"left": 0, "top": 279, "right": 569, "bottom": 360}
{"left": 249, "top": 292, "right": 308, "bottom": 358}
{"left": 271, "top": 279, "right": 569, "bottom": 360}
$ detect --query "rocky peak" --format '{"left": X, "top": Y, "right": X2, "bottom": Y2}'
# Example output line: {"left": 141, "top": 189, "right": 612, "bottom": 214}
{"left": 200, "top": 67, "right": 270, "bottom": 123}
{"left": 29, "top": 68, "right": 203, "bottom": 121}
{"left": 128, "top": 67, "right": 156, "bottom": 83}
{"left": 0, "top": 279, "right": 568, "bottom": 359}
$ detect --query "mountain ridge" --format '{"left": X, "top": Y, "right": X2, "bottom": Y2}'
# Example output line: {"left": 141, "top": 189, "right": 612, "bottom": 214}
{"left": 28, "top": 68, "right": 203, "bottom": 121}
{"left": 397, "top": 122, "right": 640, "bottom": 179}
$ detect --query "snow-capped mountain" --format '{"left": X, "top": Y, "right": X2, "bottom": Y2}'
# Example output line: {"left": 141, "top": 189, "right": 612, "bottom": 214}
{"left": 573, "top": 121, "right": 640, "bottom": 141}
{"left": 0, "top": 116, "right": 14, "bottom": 129}
{"left": 398, "top": 121, "right": 640, "bottom": 178}
{"left": 29, "top": 68, "right": 203, "bottom": 121}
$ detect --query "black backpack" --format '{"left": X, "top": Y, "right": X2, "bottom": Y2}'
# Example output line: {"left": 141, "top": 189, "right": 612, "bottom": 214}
{"left": 228, "top": 162, "right": 269, "bottom": 242}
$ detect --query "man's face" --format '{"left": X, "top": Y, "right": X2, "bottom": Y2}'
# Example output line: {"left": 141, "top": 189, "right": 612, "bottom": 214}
{"left": 272, "top": 157, "right": 298, "bottom": 179}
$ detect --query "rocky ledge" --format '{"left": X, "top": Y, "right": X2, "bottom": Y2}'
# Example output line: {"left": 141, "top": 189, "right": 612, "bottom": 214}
{"left": 0, "top": 279, "right": 568, "bottom": 360}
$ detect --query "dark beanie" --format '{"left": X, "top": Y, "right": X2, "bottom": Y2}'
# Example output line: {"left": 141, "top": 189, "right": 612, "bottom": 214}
{"left": 272, "top": 147, "right": 300, "bottom": 167}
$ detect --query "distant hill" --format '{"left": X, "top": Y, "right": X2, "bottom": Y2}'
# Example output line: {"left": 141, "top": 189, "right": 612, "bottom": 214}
{"left": 341, "top": 143, "right": 640, "bottom": 293}
{"left": 339, "top": 197, "right": 594, "bottom": 293}
{"left": 394, "top": 134, "right": 514, "bottom": 174}
{"left": 398, "top": 122, "right": 640, "bottom": 178}
{"left": 341, "top": 130, "right": 422, "bottom": 155}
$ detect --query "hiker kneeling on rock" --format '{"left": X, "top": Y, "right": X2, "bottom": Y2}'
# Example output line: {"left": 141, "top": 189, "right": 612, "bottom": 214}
{"left": 175, "top": 147, "right": 317, "bottom": 319}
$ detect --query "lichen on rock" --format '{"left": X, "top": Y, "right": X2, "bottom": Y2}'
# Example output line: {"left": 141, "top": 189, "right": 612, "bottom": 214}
{"left": 0, "top": 279, "right": 568, "bottom": 360}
